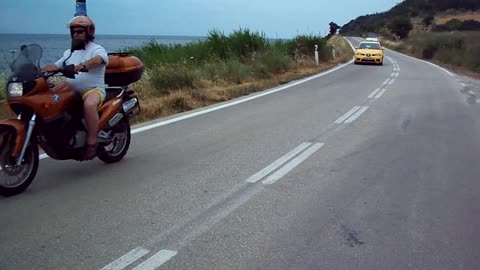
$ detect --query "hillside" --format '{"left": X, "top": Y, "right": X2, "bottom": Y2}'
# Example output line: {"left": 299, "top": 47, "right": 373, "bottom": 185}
{"left": 339, "top": 0, "right": 480, "bottom": 37}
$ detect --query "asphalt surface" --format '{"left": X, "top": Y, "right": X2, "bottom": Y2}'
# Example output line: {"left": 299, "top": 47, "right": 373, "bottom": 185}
{"left": 1, "top": 37, "right": 480, "bottom": 270}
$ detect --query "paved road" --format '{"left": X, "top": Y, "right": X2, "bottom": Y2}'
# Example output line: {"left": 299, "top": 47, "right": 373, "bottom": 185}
{"left": 1, "top": 37, "right": 480, "bottom": 270}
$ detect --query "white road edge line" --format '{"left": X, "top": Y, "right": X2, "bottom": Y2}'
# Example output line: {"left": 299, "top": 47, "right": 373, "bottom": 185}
{"left": 374, "top": 89, "right": 388, "bottom": 99}
{"left": 387, "top": 49, "right": 454, "bottom": 76}
{"left": 368, "top": 88, "right": 382, "bottom": 99}
{"left": 335, "top": 106, "right": 361, "bottom": 124}
{"left": 132, "top": 249, "right": 177, "bottom": 270}
{"left": 101, "top": 247, "right": 150, "bottom": 270}
{"left": 246, "top": 142, "right": 312, "bottom": 183}
{"left": 131, "top": 60, "right": 353, "bottom": 135}
{"left": 344, "top": 106, "right": 369, "bottom": 124}
{"left": 262, "top": 143, "right": 325, "bottom": 185}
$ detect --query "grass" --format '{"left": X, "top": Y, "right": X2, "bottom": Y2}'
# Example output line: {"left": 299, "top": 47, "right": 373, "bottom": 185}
{"left": 386, "top": 31, "right": 480, "bottom": 74}
{"left": 0, "top": 31, "right": 354, "bottom": 125}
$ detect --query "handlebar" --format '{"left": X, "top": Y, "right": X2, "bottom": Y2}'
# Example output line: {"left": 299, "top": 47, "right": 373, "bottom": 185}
{"left": 41, "top": 64, "right": 81, "bottom": 79}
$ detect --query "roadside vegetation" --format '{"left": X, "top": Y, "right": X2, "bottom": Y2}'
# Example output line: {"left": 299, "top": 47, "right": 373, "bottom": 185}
{"left": 122, "top": 29, "right": 352, "bottom": 124}
{"left": 384, "top": 31, "right": 480, "bottom": 74}
{"left": 0, "top": 29, "right": 354, "bottom": 122}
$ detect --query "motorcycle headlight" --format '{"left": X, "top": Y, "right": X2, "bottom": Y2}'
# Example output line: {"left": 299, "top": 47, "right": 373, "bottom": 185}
{"left": 7, "top": 82, "right": 24, "bottom": 97}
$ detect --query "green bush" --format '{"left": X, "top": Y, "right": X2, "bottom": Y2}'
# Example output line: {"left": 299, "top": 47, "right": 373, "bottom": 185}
{"left": 201, "top": 62, "right": 224, "bottom": 82}
{"left": 252, "top": 49, "right": 290, "bottom": 78}
{"left": 222, "top": 59, "right": 250, "bottom": 84}
{"left": 286, "top": 35, "right": 331, "bottom": 61}
{"left": 389, "top": 16, "right": 413, "bottom": 39}
{"left": 150, "top": 64, "right": 198, "bottom": 94}
{"left": 205, "top": 28, "right": 269, "bottom": 61}
{"left": 406, "top": 31, "right": 480, "bottom": 72}
{"left": 0, "top": 75, "right": 6, "bottom": 101}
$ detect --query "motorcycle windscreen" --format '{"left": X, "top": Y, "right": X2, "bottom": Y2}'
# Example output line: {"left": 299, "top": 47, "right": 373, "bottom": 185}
{"left": 9, "top": 44, "right": 43, "bottom": 81}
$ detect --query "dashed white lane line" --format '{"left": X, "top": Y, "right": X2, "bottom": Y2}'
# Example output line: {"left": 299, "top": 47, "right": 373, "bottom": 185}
{"left": 246, "top": 142, "right": 312, "bottom": 183}
{"left": 100, "top": 247, "right": 150, "bottom": 270}
{"left": 132, "top": 250, "right": 177, "bottom": 270}
{"left": 461, "top": 83, "right": 467, "bottom": 87}
{"left": 374, "top": 89, "right": 388, "bottom": 99}
{"left": 382, "top": 79, "right": 391, "bottom": 87}
{"left": 344, "top": 106, "right": 369, "bottom": 124}
{"left": 335, "top": 106, "right": 362, "bottom": 124}
{"left": 368, "top": 88, "right": 382, "bottom": 99}
{"left": 389, "top": 78, "right": 396, "bottom": 85}
{"left": 262, "top": 143, "right": 325, "bottom": 185}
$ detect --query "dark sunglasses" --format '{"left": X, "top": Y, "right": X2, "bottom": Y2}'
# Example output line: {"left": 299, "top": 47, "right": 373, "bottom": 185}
{"left": 72, "top": 29, "right": 86, "bottom": 35}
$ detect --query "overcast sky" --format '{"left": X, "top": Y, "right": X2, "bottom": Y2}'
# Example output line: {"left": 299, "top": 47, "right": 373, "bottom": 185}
{"left": 0, "top": 0, "right": 401, "bottom": 38}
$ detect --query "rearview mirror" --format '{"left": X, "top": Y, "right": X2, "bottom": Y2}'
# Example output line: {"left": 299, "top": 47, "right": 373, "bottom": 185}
{"left": 382, "top": 47, "right": 385, "bottom": 50}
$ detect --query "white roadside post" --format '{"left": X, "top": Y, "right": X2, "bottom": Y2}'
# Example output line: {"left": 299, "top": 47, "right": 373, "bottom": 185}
{"left": 314, "top": 45, "right": 319, "bottom": 66}
{"left": 332, "top": 45, "right": 336, "bottom": 59}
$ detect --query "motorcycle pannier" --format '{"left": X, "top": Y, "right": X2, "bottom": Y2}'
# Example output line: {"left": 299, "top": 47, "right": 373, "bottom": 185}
{"left": 105, "top": 53, "right": 144, "bottom": 86}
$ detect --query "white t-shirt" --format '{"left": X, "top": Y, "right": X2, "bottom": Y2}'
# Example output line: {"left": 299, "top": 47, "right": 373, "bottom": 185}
{"left": 55, "top": 42, "right": 109, "bottom": 96}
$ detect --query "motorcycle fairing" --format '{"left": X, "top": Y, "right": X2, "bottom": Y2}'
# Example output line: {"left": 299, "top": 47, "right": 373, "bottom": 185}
{"left": 0, "top": 119, "right": 27, "bottom": 157}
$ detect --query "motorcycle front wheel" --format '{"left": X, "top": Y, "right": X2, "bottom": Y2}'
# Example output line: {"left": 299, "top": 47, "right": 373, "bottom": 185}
{"left": 0, "top": 133, "right": 39, "bottom": 197}
{"left": 97, "top": 118, "right": 131, "bottom": 163}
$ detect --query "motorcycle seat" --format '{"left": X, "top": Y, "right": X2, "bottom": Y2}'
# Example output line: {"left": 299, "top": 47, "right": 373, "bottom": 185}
{"left": 104, "top": 86, "right": 126, "bottom": 103}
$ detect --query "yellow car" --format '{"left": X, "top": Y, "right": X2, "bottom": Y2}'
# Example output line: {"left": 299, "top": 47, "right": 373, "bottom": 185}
{"left": 354, "top": 42, "right": 384, "bottom": 65}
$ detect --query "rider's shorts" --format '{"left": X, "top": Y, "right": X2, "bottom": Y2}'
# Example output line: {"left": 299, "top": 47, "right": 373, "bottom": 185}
{"left": 82, "top": 88, "right": 105, "bottom": 108}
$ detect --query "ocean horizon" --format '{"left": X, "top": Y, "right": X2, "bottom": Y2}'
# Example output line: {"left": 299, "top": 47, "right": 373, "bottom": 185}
{"left": 0, "top": 33, "right": 206, "bottom": 74}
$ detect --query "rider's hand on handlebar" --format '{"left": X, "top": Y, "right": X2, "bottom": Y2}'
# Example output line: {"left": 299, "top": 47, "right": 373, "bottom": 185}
{"left": 74, "top": 64, "right": 88, "bottom": 73}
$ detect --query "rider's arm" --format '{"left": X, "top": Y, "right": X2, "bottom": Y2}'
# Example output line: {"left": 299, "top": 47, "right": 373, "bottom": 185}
{"left": 80, "top": 55, "right": 106, "bottom": 71}
{"left": 42, "top": 64, "right": 58, "bottom": 71}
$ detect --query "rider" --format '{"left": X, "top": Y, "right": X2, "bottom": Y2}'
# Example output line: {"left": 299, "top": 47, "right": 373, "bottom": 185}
{"left": 43, "top": 16, "right": 108, "bottom": 160}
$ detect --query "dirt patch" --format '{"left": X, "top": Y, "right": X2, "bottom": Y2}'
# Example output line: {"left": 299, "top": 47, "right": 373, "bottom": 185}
{"left": 435, "top": 11, "right": 480, "bottom": 24}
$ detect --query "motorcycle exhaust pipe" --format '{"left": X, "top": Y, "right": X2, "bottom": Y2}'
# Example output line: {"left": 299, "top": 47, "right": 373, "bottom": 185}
{"left": 122, "top": 97, "right": 138, "bottom": 114}
{"left": 107, "top": 98, "right": 139, "bottom": 127}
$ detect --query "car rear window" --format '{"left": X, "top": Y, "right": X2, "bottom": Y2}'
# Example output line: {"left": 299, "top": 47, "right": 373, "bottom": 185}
{"left": 359, "top": 43, "right": 381, "bottom": 50}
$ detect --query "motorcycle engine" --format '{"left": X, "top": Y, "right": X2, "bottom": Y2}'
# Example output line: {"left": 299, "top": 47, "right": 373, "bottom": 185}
{"left": 68, "top": 130, "right": 87, "bottom": 149}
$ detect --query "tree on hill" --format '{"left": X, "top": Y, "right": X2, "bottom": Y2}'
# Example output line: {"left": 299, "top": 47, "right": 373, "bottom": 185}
{"left": 389, "top": 17, "right": 413, "bottom": 39}
{"left": 326, "top": 22, "right": 341, "bottom": 39}
{"left": 329, "top": 22, "right": 340, "bottom": 36}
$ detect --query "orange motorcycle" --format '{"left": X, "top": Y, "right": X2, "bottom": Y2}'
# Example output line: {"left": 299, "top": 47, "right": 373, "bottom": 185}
{"left": 0, "top": 42, "right": 143, "bottom": 196}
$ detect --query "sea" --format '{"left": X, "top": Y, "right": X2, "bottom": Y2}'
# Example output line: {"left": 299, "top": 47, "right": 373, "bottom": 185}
{"left": 0, "top": 34, "right": 205, "bottom": 75}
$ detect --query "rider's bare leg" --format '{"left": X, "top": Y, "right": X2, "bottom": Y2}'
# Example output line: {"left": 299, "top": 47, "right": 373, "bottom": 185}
{"left": 84, "top": 92, "right": 100, "bottom": 144}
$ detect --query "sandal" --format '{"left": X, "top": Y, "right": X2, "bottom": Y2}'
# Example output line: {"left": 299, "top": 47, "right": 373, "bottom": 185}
{"left": 83, "top": 143, "right": 98, "bottom": 160}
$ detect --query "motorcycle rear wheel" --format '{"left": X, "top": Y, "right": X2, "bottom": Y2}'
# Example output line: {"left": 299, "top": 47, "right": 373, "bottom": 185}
{"left": 0, "top": 133, "right": 39, "bottom": 197}
{"left": 97, "top": 118, "right": 131, "bottom": 163}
